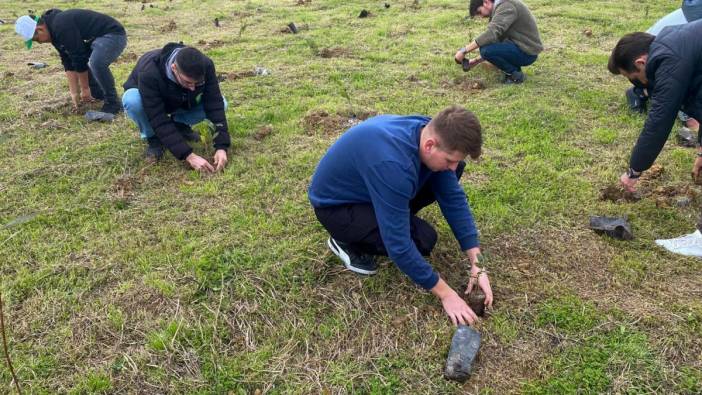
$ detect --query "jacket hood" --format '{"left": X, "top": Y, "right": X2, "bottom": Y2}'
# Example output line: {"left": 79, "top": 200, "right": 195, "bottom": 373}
{"left": 156, "top": 42, "right": 185, "bottom": 79}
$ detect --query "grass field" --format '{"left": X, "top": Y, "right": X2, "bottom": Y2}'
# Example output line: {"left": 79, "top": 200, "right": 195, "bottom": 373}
{"left": 0, "top": 0, "right": 701, "bottom": 393}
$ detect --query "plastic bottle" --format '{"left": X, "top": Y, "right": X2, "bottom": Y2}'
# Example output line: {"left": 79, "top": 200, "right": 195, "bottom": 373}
{"left": 444, "top": 324, "right": 481, "bottom": 382}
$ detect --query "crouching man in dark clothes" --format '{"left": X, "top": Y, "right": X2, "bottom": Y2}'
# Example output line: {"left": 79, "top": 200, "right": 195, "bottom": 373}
{"left": 308, "top": 106, "right": 493, "bottom": 326}
{"left": 15, "top": 9, "right": 127, "bottom": 115}
{"left": 609, "top": 22, "right": 702, "bottom": 191}
{"left": 455, "top": 0, "right": 543, "bottom": 84}
{"left": 122, "top": 44, "right": 230, "bottom": 172}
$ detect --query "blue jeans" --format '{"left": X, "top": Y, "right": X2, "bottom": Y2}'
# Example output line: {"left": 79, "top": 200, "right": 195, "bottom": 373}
{"left": 122, "top": 88, "right": 228, "bottom": 140}
{"left": 479, "top": 42, "right": 537, "bottom": 74}
{"left": 88, "top": 33, "right": 127, "bottom": 106}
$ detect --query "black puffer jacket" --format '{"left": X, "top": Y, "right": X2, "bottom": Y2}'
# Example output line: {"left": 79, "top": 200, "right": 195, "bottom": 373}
{"left": 630, "top": 20, "right": 702, "bottom": 172}
{"left": 124, "top": 43, "right": 230, "bottom": 160}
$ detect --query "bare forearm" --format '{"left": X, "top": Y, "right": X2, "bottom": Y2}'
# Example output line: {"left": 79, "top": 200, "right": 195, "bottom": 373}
{"left": 65, "top": 71, "right": 80, "bottom": 95}
{"left": 430, "top": 277, "right": 455, "bottom": 300}
{"left": 464, "top": 40, "right": 479, "bottom": 54}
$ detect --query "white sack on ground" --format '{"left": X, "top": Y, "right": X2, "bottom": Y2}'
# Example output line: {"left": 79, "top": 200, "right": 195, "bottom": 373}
{"left": 655, "top": 230, "right": 702, "bottom": 257}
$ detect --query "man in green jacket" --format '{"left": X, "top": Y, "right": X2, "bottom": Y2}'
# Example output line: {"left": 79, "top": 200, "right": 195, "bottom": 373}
{"left": 455, "top": 0, "right": 543, "bottom": 84}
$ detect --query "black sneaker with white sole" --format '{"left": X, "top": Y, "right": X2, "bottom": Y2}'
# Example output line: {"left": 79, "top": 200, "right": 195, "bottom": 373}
{"left": 503, "top": 70, "right": 525, "bottom": 84}
{"left": 327, "top": 237, "right": 378, "bottom": 275}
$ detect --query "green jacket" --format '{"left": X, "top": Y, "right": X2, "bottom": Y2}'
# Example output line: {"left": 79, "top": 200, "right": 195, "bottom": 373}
{"left": 475, "top": 0, "right": 543, "bottom": 56}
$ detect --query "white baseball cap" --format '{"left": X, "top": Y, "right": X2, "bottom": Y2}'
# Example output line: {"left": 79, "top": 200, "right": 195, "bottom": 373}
{"left": 15, "top": 15, "right": 38, "bottom": 49}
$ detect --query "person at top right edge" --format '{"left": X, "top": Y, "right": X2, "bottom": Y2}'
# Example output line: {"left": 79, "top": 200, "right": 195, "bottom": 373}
{"left": 609, "top": 20, "right": 702, "bottom": 257}
{"left": 624, "top": 0, "right": 702, "bottom": 135}
{"left": 454, "top": 0, "right": 543, "bottom": 85}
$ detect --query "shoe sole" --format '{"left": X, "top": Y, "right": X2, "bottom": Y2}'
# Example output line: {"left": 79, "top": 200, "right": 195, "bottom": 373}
{"left": 327, "top": 238, "right": 377, "bottom": 275}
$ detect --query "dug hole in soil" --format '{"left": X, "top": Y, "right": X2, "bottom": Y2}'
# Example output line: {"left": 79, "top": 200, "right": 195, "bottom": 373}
{"left": 461, "top": 285, "right": 487, "bottom": 317}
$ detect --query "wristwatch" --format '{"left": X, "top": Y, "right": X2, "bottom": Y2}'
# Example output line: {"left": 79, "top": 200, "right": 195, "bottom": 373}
{"left": 627, "top": 168, "right": 641, "bottom": 179}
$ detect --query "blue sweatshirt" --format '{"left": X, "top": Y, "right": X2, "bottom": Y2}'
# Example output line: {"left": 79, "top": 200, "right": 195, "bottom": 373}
{"left": 308, "top": 115, "right": 480, "bottom": 289}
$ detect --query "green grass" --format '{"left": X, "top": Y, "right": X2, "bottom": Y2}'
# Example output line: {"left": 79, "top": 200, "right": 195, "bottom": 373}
{"left": 1, "top": 0, "right": 701, "bottom": 393}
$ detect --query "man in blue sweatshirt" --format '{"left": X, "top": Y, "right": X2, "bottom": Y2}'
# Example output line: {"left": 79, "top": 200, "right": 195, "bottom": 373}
{"left": 308, "top": 106, "right": 493, "bottom": 326}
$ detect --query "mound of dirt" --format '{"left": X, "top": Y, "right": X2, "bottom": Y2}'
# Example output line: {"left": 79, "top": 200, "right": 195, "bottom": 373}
{"left": 599, "top": 185, "right": 641, "bottom": 203}
{"left": 113, "top": 175, "right": 136, "bottom": 200}
{"left": 640, "top": 164, "right": 664, "bottom": 181}
{"left": 303, "top": 109, "right": 378, "bottom": 135}
{"left": 254, "top": 125, "right": 273, "bottom": 141}
{"left": 160, "top": 20, "right": 177, "bottom": 33}
{"left": 652, "top": 184, "right": 699, "bottom": 208}
{"left": 116, "top": 52, "right": 138, "bottom": 64}
{"left": 444, "top": 77, "right": 487, "bottom": 91}
{"left": 319, "top": 47, "right": 352, "bottom": 58}
{"left": 197, "top": 39, "right": 226, "bottom": 50}
{"left": 217, "top": 70, "right": 256, "bottom": 82}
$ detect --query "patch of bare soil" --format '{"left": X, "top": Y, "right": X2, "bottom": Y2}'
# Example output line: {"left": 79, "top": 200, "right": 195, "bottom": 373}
{"left": 319, "top": 47, "right": 352, "bottom": 58}
{"left": 116, "top": 51, "right": 138, "bottom": 64}
{"left": 217, "top": 70, "right": 256, "bottom": 82}
{"left": 600, "top": 164, "right": 699, "bottom": 207}
{"left": 303, "top": 109, "right": 378, "bottom": 135}
{"left": 296, "top": 0, "right": 312, "bottom": 5}
{"left": 197, "top": 39, "right": 226, "bottom": 50}
{"left": 160, "top": 20, "right": 177, "bottom": 33}
{"left": 33, "top": 98, "right": 101, "bottom": 117}
{"left": 253, "top": 125, "right": 273, "bottom": 141}
{"left": 641, "top": 164, "right": 665, "bottom": 180}
{"left": 444, "top": 76, "right": 487, "bottom": 91}
{"left": 651, "top": 184, "right": 699, "bottom": 208}
{"left": 599, "top": 184, "right": 641, "bottom": 203}
{"left": 113, "top": 176, "right": 136, "bottom": 201}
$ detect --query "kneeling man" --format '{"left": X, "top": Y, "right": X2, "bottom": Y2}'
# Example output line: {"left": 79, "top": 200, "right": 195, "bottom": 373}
{"left": 308, "top": 106, "right": 493, "bottom": 325}
{"left": 122, "top": 43, "right": 230, "bottom": 172}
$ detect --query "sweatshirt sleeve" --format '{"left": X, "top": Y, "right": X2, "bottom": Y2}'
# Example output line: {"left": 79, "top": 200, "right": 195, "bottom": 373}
{"left": 202, "top": 60, "right": 231, "bottom": 151}
{"left": 364, "top": 161, "right": 440, "bottom": 290}
{"left": 52, "top": 16, "right": 90, "bottom": 72}
{"left": 474, "top": 3, "right": 518, "bottom": 48}
{"left": 138, "top": 75, "right": 193, "bottom": 160}
{"left": 630, "top": 57, "right": 690, "bottom": 172}
{"left": 431, "top": 171, "right": 479, "bottom": 251}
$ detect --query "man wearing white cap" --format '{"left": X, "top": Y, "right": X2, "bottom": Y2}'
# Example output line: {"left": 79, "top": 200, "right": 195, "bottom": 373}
{"left": 15, "top": 9, "right": 127, "bottom": 117}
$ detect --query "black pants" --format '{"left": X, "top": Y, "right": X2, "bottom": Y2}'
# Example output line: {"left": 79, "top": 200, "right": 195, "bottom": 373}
{"left": 314, "top": 162, "right": 465, "bottom": 257}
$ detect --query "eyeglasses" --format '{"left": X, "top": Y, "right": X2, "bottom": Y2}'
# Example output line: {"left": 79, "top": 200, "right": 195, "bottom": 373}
{"left": 173, "top": 64, "right": 205, "bottom": 88}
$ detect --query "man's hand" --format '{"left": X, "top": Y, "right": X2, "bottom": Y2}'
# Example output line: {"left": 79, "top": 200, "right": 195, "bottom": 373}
{"left": 213, "top": 149, "right": 228, "bottom": 172}
{"left": 185, "top": 153, "right": 215, "bottom": 173}
{"left": 466, "top": 264, "right": 494, "bottom": 308}
{"left": 620, "top": 172, "right": 639, "bottom": 192}
{"left": 441, "top": 291, "right": 478, "bottom": 326}
{"left": 455, "top": 48, "right": 467, "bottom": 63}
{"left": 432, "top": 278, "right": 478, "bottom": 326}
{"left": 464, "top": 247, "right": 494, "bottom": 308}
{"left": 692, "top": 155, "right": 702, "bottom": 183}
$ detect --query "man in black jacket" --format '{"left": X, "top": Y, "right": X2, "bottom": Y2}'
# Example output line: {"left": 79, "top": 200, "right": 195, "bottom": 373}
{"left": 122, "top": 43, "right": 230, "bottom": 172}
{"left": 608, "top": 21, "right": 702, "bottom": 192}
{"left": 15, "top": 9, "right": 127, "bottom": 115}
